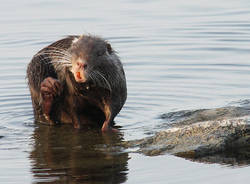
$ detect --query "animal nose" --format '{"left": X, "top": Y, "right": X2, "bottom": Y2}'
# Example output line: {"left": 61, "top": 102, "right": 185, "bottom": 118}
{"left": 77, "top": 61, "right": 87, "bottom": 70}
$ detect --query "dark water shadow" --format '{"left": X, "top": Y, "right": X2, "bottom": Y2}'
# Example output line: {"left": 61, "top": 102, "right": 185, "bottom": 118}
{"left": 178, "top": 149, "right": 250, "bottom": 167}
{"left": 29, "top": 123, "right": 129, "bottom": 184}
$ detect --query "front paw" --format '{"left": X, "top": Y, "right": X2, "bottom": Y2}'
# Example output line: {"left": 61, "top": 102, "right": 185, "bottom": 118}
{"left": 101, "top": 122, "right": 119, "bottom": 133}
{"left": 41, "top": 77, "right": 62, "bottom": 98}
{"left": 40, "top": 77, "right": 62, "bottom": 120}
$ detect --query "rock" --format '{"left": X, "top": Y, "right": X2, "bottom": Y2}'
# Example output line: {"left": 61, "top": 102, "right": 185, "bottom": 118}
{"left": 124, "top": 106, "right": 250, "bottom": 166}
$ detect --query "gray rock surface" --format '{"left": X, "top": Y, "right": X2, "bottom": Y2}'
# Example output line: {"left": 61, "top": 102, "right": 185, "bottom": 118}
{"left": 124, "top": 106, "right": 250, "bottom": 166}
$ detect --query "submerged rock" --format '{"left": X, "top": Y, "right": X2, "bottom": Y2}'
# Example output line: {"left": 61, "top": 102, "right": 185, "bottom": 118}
{"left": 124, "top": 106, "right": 250, "bottom": 166}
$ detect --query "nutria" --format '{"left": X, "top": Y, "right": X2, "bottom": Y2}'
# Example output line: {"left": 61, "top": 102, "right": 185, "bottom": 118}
{"left": 27, "top": 35, "right": 127, "bottom": 132}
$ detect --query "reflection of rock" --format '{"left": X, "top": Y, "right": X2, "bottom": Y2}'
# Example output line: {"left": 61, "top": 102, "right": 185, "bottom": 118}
{"left": 125, "top": 106, "right": 250, "bottom": 166}
{"left": 184, "top": 151, "right": 250, "bottom": 166}
{"left": 30, "top": 123, "right": 129, "bottom": 184}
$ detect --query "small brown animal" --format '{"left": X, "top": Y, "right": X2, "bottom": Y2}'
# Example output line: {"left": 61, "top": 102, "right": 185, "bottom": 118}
{"left": 27, "top": 35, "right": 127, "bottom": 132}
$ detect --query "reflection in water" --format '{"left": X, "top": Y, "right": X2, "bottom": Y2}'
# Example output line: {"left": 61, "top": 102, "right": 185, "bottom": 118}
{"left": 29, "top": 123, "right": 129, "bottom": 184}
{"left": 182, "top": 150, "right": 250, "bottom": 167}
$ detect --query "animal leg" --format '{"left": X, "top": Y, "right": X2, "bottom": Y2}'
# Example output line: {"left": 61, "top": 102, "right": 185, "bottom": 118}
{"left": 101, "top": 104, "right": 118, "bottom": 132}
{"left": 40, "top": 77, "right": 62, "bottom": 123}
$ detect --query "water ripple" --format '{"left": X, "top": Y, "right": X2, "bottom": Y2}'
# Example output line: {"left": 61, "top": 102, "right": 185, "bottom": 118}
{"left": 0, "top": 0, "right": 250, "bottom": 182}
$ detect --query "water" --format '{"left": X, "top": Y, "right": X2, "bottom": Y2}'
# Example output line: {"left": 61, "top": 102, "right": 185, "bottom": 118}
{"left": 0, "top": 0, "right": 250, "bottom": 183}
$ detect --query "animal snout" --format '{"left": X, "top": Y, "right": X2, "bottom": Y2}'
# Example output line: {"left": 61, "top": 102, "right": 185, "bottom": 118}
{"left": 76, "top": 61, "right": 87, "bottom": 70}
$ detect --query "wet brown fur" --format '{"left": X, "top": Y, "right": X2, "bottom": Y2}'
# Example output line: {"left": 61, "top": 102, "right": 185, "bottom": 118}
{"left": 27, "top": 35, "right": 127, "bottom": 130}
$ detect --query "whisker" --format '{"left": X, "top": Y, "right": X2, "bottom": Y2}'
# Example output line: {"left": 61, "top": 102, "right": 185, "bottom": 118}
{"left": 35, "top": 51, "right": 71, "bottom": 60}
{"left": 34, "top": 53, "right": 70, "bottom": 61}
{"left": 50, "top": 59, "right": 71, "bottom": 64}
{"left": 33, "top": 46, "right": 74, "bottom": 73}
{"left": 43, "top": 46, "right": 71, "bottom": 53}
{"left": 34, "top": 56, "right": 71, "bottom": 65}
{"left": 45, "top": 46, "right": 72, "bottom": 57}
{"left": 88, "top": 73, "right": 96, "bottom": 86}
{"left": 92, "top": 70, "right": 112, "bottom": 92}
{"left": 35, "top": 47, "right": 71, "bottom": 57}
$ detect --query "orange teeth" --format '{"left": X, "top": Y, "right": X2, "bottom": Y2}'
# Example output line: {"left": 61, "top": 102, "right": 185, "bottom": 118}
{"left": 76, "top": 72, "right": 82, "bottom": 79}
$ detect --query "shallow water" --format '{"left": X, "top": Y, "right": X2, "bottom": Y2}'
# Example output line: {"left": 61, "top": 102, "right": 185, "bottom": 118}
{"left": 0, "top": 0, "right": 250, "bottom": 183}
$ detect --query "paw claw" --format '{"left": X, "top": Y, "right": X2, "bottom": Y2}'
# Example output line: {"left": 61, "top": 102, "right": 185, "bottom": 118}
{"left": 41, "top": 77, "right": 62, "bottom": 97}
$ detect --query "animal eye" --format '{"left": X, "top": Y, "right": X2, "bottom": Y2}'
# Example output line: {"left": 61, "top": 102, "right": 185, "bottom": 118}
{"left": 106, "top": 43, "right": 112, "bottom": 54}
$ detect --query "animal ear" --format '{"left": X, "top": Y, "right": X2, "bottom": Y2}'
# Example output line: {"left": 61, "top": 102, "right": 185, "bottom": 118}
{"left": 106, "top": 43, "right": 113, "bottom": 54}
